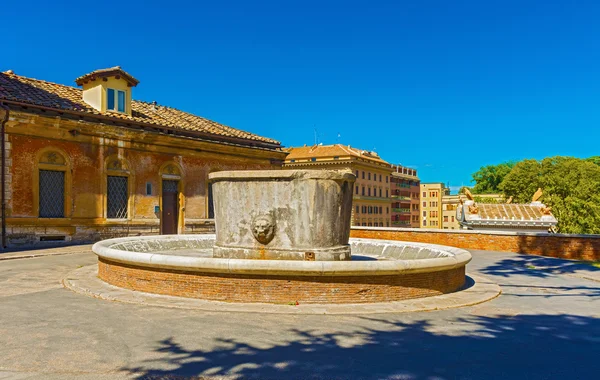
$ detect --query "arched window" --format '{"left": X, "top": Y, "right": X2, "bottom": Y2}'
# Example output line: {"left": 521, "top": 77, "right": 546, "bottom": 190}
{"left": 105, "top": 156, "right": 132, "bottom": 219}
{"left": 36, "top": 149, "right": 70, "bottom": 218}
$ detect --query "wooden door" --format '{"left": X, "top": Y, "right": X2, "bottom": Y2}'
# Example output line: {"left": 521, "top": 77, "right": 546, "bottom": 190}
{"left": 162, "top": 180, "right": 179, "bottom": 234}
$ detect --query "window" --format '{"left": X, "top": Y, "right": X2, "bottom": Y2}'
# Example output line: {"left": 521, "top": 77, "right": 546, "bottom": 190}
{"left": 423, "top": 220, "right": 426, "bottom": 226}
{"left": 386, "top": 190, "right": 389, "bottom": 197}
{"left": 355, "top": 205, "right": 359, "bottom": 214}
{"left": 386, "top": 176, "right": 388, "bottom": 183}
{"left": 311, "top": 157, "right": 316, "bottom": 162}
{"left": 423, "top": 211, "right": 426, "bottom": 217}
{"left": 355, "top": 186, "right": 358, "bottom": 195}
{"left": 107, "top": 88, "right": 115, "bottom": 110}
{"left": 107, "top": 176, "right": 128, "bottom": 218}
{"left": 444, "top": 216, "right": 448, "bottom": 222}
{"left": 362, "top": 171, "right": 365, "bottom": 179}
{"left": 452, "top": 216, "right": 455, "bottom": 222}
{"left": 362, "top": 187, "right": 365, "bottom": 196}
{"left": 379, "top": 206, "right": 382, "bottom": 214}
{"left": 290, "top": 159, "right": 295, "bottom": 163}
{"left": 37, "top": 149, "right": 69, "bottom": 218}
{"left": 379, "top": 174, "right": 382, "bottom": 182}
{"left": 107, "top": 88, "right": 126, "bottom": 112}
{"left": 39, "top": 170, "right": 65, "bottom": 218}
{"left": 386, "top": 207, "right": 389, "bottom": 214}
{"left": 368, "top": 188, "right": 371, "bottom": 196}
{"left": 333, "top": 156, "right": 339, "bottom": 160}
{"left": 355, "top": 170, "right": 359, "bottom": 177}
{"left": 379, "top": 188, "right": 382, "bottom": 197}
{"left": 146, "top": 182, "right": 152, "bottom": 196}
{"left": 423, "top": 191, "right": 426, "bottom": 197}
{"left": 368, "top": 172, "right": 371, "bottom": 180}
{"left": 423, "top": 201, "right": 426, "bottom": 207}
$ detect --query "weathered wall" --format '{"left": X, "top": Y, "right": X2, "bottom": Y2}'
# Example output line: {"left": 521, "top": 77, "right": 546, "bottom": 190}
{"left": 350, "top": 227, "right": 600, "bottom": 262}
{"left": 3, "top": 111, "right": 283, "bottom": 247}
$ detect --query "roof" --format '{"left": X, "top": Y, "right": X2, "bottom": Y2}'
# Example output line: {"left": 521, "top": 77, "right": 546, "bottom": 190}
{"left": 75, "top": 66, "right": 139, "bottom": 87}
{"left": 458, "top": 201, "right": 558, "bottom": 229}
{"left": 0, "top": 70, "right": 280, "bottom": 148}
{"left": 284, "top": 144, "right": 390, "bottom": 165}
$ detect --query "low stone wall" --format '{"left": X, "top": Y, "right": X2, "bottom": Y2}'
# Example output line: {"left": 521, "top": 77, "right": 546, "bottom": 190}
{"left": 98, "top": 257, "right": 465, "bottom": 304}
{"left": 4, "top": 220, "right": 215, "bottom": 248}
{"left": 350, "top": 227, "right": 600, "bottom": 262}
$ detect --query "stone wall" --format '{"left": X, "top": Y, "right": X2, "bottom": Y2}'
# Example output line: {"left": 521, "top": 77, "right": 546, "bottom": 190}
{"left": 350, "top": 227, "right": 600, "bottom": 262}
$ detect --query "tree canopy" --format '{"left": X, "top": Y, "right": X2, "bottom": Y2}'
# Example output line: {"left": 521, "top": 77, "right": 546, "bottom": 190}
{"left": 468, "top": 156, "right": 600, "bottom": 233}
{"left": 470, "top": 162, "right": 515, "bottom": 194}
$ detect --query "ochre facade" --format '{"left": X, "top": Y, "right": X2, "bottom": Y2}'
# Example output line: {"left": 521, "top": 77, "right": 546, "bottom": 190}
{"left": 4, "top": 111, "right": 284, "bottom": 246}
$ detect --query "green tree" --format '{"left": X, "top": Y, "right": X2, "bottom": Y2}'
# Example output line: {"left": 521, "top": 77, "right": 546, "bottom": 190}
{"left": 471, "top": 162, "right": 515, "bottom": 194}
{"left": 500, "top": 157, "right": 600, "bottom": 234}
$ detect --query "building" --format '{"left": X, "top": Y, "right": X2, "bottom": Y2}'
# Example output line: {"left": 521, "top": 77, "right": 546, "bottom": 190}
{"left": 457, "top": 189, "right": 558, "bottom": 232}
{"left": 420, "top": 183, "right": 444, "bottom": 228}
{"left": 283, "top": 144, "right": 393, "bottom": 227}
{"left": 389, "top": 165, "right": 420, "bottom": 228}
{"left": 441, "top": 195, "right": 461, "bottom": 229}
{"left": 0, "top": 67, "right": 286, "bottom": 247}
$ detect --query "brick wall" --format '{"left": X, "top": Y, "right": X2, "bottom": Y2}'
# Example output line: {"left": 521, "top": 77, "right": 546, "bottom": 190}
{"left": 98, "top": 258, "right": 465, "bottom": 304}
{"left": 350, "top": 227, "right": 600, "bottom": 262}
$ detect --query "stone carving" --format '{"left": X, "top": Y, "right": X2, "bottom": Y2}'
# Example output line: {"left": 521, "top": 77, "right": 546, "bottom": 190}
{"left": 506, "top": 196, "right": 513, "bottom": 204}
{"left": 463, "top": 188, "right": 474, "bottom": 201}
{"left": 541, "top": 206, "right": 552, "bottom": 215}
{"left": 109, "top": 160, "right": 122, "bottom": 170}
{"left": 251, "top": 213, "right": 276, "bottom": 245}
{"left": 468, "top": 204, "right": 479, "bottom": 214}
{"left": 532, "top": 188, "right": 543, "bottom": 203}
{"left": 40, "top": 151, "right": 65, "bottom": 165}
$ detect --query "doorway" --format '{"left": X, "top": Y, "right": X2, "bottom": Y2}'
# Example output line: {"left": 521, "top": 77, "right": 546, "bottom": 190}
{"left": 162, "top": 180, "right": 179, "bottom": 234}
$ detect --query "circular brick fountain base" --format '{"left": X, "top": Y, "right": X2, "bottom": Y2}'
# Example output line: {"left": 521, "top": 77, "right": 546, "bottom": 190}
{"left": 93, "top": 235, "right": 470, "bottom": 304}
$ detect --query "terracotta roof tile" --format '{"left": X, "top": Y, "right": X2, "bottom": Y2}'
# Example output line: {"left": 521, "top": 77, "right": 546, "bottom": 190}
{"left": 285, "top": 144, "right": 390, "bottom": 165}
{"left": 0, "top": 71, "right": 280, "bottom": 147}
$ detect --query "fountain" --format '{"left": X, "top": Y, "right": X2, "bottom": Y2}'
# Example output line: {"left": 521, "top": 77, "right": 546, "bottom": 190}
{"left": 92, "top": 170, "right": 471, "bottom": 304}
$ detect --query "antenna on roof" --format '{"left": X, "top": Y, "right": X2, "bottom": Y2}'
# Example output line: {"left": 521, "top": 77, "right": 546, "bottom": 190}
{"left": 314, "top": 125, "right": 318, "bottom": 145}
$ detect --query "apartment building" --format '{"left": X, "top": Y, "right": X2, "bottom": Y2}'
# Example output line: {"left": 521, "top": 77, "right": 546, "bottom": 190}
{"left": 420, "top": 183, "right": 444, "bottom": 228}
{"left": 284, "top": 144, "right": 393, "bottom": 227}
{"left": 390, "top": 165, "right": 420, "bottom": 228}
{"left": 441, "top": 195, "right": 461, "bottom": 229}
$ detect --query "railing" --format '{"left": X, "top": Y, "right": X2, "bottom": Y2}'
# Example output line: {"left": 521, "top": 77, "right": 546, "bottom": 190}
{"left": 392, "top": 208, "right": 411, "bottom": 213}
{"left": 396, "top": 183, "right": 411, "bottom": 188}
{"left": 390, "top": 195, "right": 411, "bottom": 201}
{"left": 391, "top": 221, "right": 411, "bottom": 226}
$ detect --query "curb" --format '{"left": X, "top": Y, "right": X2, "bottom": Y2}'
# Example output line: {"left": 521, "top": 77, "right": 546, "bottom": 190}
{"left": 63, "top": 265, "right": 502, "bottom": 315}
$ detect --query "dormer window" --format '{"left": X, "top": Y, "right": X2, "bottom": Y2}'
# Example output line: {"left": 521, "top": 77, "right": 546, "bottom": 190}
{"left": 107, "top": 89, "right": 126, "bottom": 113}
{"left": 76, "top": 66, "right": 139, "bottom": 115}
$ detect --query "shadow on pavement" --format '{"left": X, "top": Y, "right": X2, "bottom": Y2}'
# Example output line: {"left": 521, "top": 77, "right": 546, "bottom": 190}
{"left": 480, "top": 254, "right": 600, "bottom": 279}
{"left": 123, "top": 313, "right": 600, "bottom": 379}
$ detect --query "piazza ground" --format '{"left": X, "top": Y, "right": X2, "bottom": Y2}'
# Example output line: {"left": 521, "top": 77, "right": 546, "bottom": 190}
{"left": 0, "top": 246, "right": 599, "bottom": 379}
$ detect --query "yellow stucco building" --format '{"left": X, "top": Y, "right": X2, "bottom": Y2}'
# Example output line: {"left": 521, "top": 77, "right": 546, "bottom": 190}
{"left": 283, "top": 144, "right": 394, "bottom": 227}
{"left": 420, "top": 183, "right": 444, "bottom": 228}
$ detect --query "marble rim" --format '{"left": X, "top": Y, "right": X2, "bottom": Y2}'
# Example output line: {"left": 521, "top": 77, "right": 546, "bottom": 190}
{"left": 92, "top": 234, "right": 471, "bottom": 277}
{"left": 208, "top": 169, "right": 355, "bottom": 181}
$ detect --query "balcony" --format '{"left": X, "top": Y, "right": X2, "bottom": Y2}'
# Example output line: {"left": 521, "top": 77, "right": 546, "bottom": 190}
{"left": 391, "top": 221, "right": 411, "bottom": 226}
{"left": 390, "top": 195, "right": 411, "bottom": 201}
{"left": 392, "top": 208, "right": 411, "bottom": 213}
{"left": 395, "top": 183, "right": 411, "bottom": 188}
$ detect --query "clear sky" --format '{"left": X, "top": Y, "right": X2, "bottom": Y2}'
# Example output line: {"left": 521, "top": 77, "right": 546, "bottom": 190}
{"left": 2, "top": 0, "right": 599, "bottom": 191}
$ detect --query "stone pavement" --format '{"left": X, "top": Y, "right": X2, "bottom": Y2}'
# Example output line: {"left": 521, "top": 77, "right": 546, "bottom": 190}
{"left": 0, "top": 247, "right": 599, "bottom": 379}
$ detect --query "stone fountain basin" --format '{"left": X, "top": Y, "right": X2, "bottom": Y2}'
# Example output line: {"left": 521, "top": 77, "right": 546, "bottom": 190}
{"left": 92, "top": 234, "right": 471, "bottom": 304}
{"left": 92, "top": 234, "right": 471, "bottom": 276}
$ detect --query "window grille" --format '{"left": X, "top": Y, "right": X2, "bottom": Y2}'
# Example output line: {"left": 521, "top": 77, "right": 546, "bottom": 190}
{"left": 107, "top": 176, "right": 128, "bottom": 219}
{"left": 39, "top": 170, "right": 65, "bottom": 218}
{"left": 163, "top": 180, "right": 179, "bottom": 193}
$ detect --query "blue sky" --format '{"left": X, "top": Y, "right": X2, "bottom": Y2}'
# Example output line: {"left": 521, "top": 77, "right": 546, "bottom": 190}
{"left": 2, "top": 0, "right": 599, "bottom": 191}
